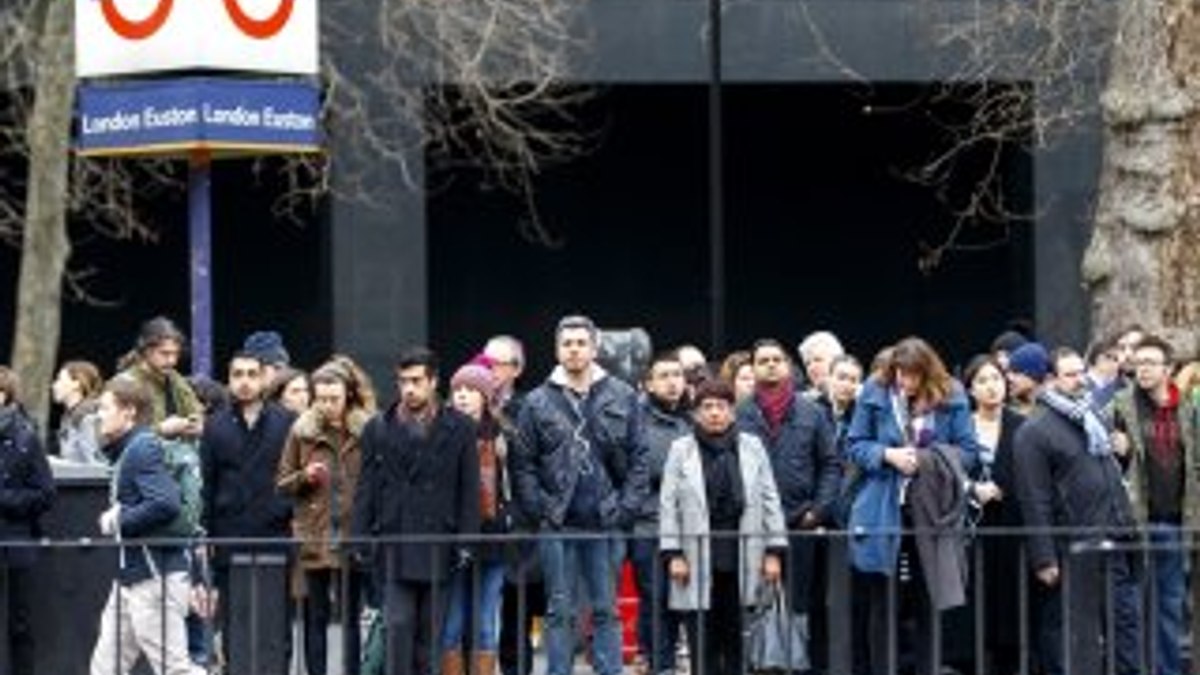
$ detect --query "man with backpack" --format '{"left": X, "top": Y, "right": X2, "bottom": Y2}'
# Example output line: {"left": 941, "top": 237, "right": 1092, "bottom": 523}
{"left": 89, "top": 377, "right": 200, "bottom": 675}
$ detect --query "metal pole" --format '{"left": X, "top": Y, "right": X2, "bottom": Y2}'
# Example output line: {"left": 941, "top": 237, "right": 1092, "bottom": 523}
{"left": 707, "top": 0, "right": 725, "bottom": 356}
{"left": 188, "top": 149, "right": 213, "bottom": 378}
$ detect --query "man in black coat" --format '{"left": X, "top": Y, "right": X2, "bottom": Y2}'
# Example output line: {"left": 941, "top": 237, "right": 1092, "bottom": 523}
{"left": 1014, "top": 349, "right": 1141, "bottom": 675}
{"left": 0, "top": 367, "right": 54, "bottom": 675}
{"left": 736, "top": 340, "right": 840, "bottom": 634}
{"left": 352, "top": 348, "right": 480, "bottom": 675}
{"left": 199, "top": 351, "right": 295, "bottom": 672}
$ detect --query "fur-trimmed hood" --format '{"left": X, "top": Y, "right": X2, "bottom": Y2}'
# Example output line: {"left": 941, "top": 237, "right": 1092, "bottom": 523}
{"left": 292, "top": 407, "right": 370, "bottom": 442}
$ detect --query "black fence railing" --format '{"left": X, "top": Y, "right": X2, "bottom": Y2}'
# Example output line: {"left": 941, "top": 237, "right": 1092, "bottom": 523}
{"left": 7, "top": 528, "right": 1195, "bottom": 675}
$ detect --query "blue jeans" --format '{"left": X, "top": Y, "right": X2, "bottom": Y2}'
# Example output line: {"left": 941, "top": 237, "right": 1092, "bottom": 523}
{"left": 540, "top": 535, "right": 623, "bottom": 675}
{"left": 441, "top": 560, "right": 507, "bottom": 651}
{"left": 1149, "top": 523, "right": 1185, "bottom": 675}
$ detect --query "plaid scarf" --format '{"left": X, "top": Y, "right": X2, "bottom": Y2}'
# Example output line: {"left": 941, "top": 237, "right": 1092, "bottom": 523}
{"left": 1039, "top": 389, "right": 1112, "bottom": 457}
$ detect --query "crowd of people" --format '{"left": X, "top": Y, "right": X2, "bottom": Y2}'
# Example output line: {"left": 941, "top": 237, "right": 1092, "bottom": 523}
{"left": 0, "top": 314, "right": 1194, "bottom": 675}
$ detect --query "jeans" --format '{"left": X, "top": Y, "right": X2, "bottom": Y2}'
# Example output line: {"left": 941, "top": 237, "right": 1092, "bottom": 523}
{"left": 1148, "top": 523, "right": 1185, "bottom": 675}
{"left": 441, "top": 560, "right": 507, "bottom": 651}
{"left": 540, "top": 535, "right": 623, "bottom": 675}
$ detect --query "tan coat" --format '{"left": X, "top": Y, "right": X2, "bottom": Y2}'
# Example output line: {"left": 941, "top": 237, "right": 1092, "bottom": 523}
{"left": 277, "top": 408, "right": 369, "bottom": 571}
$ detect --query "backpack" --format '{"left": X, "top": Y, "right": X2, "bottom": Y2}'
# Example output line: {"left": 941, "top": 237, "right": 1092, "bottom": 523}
{"left": 157, "top": 436, "right": 205, "bottom": 539}
{"left": 108, "top": 433, "right": 205, "bottom": 540}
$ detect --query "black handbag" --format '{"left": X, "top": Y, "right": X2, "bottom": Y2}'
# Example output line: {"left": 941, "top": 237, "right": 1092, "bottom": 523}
{"left": 746, "top": 582, "right": 810, "bottom": 673}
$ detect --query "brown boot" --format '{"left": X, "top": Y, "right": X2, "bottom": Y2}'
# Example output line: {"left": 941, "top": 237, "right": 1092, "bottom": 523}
{"left": 442, "top": 650, "right": 465, "bottom": 675}
{"left": 473, "top": 651, "right": 498, "bottom": 675}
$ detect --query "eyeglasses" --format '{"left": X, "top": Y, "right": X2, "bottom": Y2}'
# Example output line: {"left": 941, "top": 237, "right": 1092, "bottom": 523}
{"left": 1134, "top": 359, "right": 1166, "bottom": 368}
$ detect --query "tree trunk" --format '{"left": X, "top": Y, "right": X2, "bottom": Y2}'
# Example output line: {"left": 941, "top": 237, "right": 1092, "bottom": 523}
{"left": 10, "top": 0, "right": 73, "bottom": 435}
{"left": 1082, "top": 0, "right": 1200, "bottom": 356}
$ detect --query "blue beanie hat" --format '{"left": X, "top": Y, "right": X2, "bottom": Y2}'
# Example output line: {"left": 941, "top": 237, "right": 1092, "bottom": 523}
{"left": 1007, "top": 342, "right": 1049, "bottom": 382}
{"left": 243, "top": 331, "right": 290, "bottom": 367}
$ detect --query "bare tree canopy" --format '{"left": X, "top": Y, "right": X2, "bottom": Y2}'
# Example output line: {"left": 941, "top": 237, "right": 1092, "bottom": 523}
{"left": 2, "top": 0, "right": 595, "bottom": 432}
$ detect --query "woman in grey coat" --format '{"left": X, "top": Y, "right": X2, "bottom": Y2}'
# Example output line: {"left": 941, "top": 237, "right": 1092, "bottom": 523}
{"left": 659, "top": 379, "right": 788, "bottom": 675}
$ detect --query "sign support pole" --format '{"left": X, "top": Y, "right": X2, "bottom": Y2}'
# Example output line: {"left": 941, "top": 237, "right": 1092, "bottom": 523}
{"left": 189, "top": 148, "right": 213, "bottom": 377}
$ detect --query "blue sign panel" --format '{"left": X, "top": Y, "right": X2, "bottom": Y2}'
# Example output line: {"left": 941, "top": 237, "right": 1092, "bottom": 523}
{"left": 77, "top": 78, "right": 321, "bottom": 155}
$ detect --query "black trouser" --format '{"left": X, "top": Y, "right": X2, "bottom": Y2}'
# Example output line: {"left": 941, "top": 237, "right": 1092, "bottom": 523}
{"left": 0, "top": 564, "right": 34, "bottom": 675}
{"left": 215, "top": 555, "right": 293, "bottom": 675}
{"left": 384, "top": 580, "right": 448, "bottom": 675}
{"left": 304, "top": 568, "right": 364, "bottom": 675}
{"left": 865, "top": 541, "right": 936, "bottom": 675}
{"left": 499, "top": 577, "right": 545, "bottom": 675}
{"left": 680, "top": 570, "right": 743, "bottom": 675}
{"left": 1036, "top": 550, "right": 1141, "bottom": 675}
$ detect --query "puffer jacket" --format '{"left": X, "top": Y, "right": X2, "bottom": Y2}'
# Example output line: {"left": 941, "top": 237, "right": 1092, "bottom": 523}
{"left": 511, "top": 365, "right": 649, "bottom": 531}
{"left": 737, "top": 392, "right": 841, "bottom": 527}
{"left": 634, "top": 395, "right": 691, "bottom": 535}
{"left": 277, "top": 408, "right": 368, "bottom": 570}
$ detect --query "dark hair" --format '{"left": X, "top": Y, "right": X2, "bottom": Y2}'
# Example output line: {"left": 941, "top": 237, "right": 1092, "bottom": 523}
{"left": 1050, "top": 347, "right": 1082, "bottom": 375}
{"left": 644, "top": 350, "right": 682, "bottom": 381}
{"left": 396, "top": 347, "right": 439, "bottom": 379}
{"left": 693, "top": 378, "right": 735, "bottom": 406}
{"left": 1084, "top": 335, "right": 1119, "bottom": 366}
{"left": 136, "top": 316, "right": 186, "bottom": 354}
{"left": 555, "top": 314, "right": 599, "bottom": 344}
{"left": 229, "top": 350, "right": 263, "bottom": 367}
{"left": 0, "top": 367, "right": 19, "bottom": 407}
{"left": 269, "top": 367, "right": 309, "bottom": 400}
{"left": 105, "top": 376, "right": 152, "bottom": 425}
{"left": 1135, "top": 334, "right": 1175, "bottom": 364}
{"left": 963, "top": 354, "right": 1005, "bottom": 393}
{"left": 750, "top": 339, "right": 791, "bottom": 364}
{"left": 61, "top": 360, "right": 104, "bottom": 399}
{"left": 188, "top": 374, "right": 230, "bottom": 414}
{"left": 882, "top": 337, "right": 954, "bottom": 406}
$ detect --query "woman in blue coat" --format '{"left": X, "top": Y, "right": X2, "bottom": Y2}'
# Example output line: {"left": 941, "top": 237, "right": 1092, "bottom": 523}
{"left": 845, "top": 337, "right": 979, "bottom": 675}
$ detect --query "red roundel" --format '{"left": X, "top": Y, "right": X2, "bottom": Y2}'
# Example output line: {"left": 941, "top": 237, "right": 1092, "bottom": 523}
{"left": 224, "top": 0, "right": 295, "bottom": 40}
{"left": 100, "top": 0, "right": 174, "bottom": 41}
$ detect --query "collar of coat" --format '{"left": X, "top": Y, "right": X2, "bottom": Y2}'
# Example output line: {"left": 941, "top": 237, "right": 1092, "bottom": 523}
{"left": 547, "top": 363, "right": 609, "bottom": 393}
{"left": 292, "top": 407, "right": 369, "bottom": 443}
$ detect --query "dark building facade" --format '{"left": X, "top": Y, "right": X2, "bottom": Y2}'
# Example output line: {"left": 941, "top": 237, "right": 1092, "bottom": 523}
{"left": 1, "top": 0, "right": 1099, "bottom": 384}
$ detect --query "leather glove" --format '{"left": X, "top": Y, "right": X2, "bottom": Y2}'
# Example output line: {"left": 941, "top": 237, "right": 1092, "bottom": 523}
{"left": 98, "top": 505, "right": 121, "bottom": 536}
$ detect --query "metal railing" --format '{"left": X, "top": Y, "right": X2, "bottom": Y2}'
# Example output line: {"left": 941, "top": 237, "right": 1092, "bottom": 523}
{"left": 5, "top": 527, "right": 1194, "bottom": 675}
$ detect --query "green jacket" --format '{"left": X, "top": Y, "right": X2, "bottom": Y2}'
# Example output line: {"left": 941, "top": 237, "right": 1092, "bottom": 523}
{"left": 120, "top": 362, "right": 203, "bottom": 425}
{"left": 1110, "top": 386, "right": 1200, "bottom": 529}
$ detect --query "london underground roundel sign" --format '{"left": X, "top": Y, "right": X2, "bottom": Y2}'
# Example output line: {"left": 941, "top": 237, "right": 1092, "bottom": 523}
{"left": 224, "top": 0, "right": 295, "bottom": 40}
{"left": 77, "top": 0, "right": 318, "bottom": 76}
{"left": 100, "top": 0, "right": 172, "bottom": 41}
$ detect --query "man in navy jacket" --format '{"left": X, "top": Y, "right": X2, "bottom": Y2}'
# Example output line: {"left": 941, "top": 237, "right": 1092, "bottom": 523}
{"left": 89, "top": 377, "right": 195, "bottom": 675}
{"left": 200, "top": 351, "right": 295, "bottom": 671}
